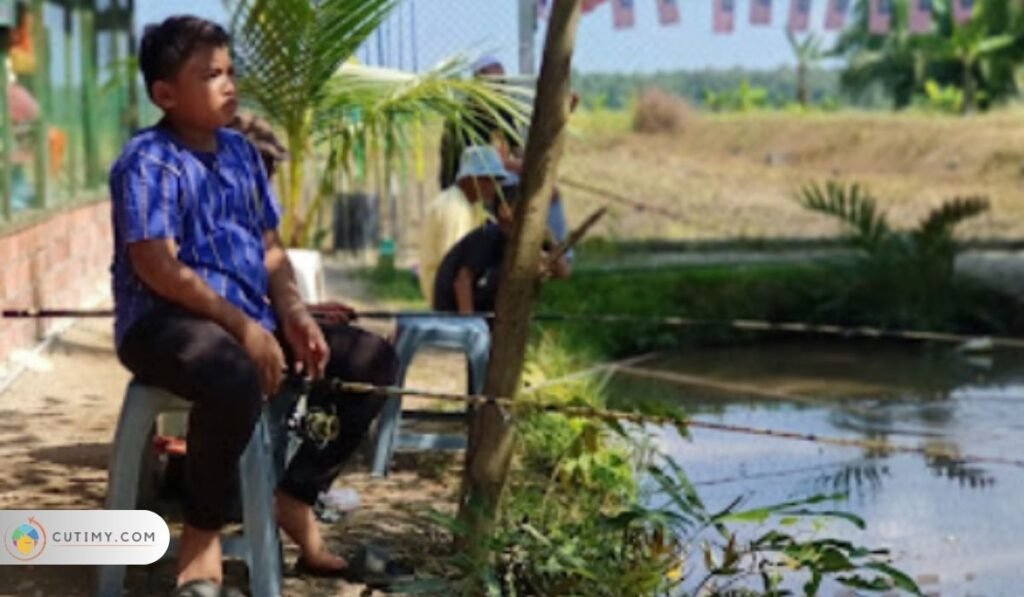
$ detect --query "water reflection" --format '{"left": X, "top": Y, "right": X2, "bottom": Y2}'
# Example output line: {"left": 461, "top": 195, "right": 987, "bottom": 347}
{"left": 609, "top": 339, "right": 1024, "bottom": 593}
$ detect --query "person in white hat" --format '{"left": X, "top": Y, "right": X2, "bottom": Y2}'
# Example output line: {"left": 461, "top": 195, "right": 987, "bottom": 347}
{"left": 418, "top": 145, "right": 510, "bottom": 303}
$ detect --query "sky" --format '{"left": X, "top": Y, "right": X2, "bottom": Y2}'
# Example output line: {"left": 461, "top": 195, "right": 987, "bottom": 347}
{"left": 135, "top": 1, "right": 843, "bottom": 74}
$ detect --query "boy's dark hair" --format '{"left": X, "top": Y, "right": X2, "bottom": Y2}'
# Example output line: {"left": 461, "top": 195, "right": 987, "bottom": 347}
{"left": 139, "top": 16, "right": 230, "bottom": 98}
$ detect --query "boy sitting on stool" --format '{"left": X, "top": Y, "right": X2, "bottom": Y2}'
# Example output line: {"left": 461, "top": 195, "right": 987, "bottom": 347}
{"left": 111, "top": 16, "right": 401, "bottom": 595}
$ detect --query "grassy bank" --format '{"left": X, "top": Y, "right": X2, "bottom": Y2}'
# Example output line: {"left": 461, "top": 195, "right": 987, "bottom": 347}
{"left": 353, "top": 256, "right": 1022, "bottom": 360}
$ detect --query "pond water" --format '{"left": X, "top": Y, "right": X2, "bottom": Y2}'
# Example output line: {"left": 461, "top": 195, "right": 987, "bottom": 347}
{"left": 609, "top": 340, "right": 1024, "bottom": 596}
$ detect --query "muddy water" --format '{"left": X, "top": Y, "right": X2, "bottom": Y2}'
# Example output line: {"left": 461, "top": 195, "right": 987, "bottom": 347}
{"left": 611, "top": 340, "right": 1024, "bottom": 595}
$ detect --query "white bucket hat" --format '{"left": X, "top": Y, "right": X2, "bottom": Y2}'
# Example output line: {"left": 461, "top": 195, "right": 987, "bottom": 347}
{"left": 456, "top": 145, "right": 511, "bottom": 182}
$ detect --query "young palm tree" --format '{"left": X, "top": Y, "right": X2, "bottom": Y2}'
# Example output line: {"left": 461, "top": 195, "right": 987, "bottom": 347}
{"left": 920, "top": 6, "right": 1014, "bottom": 113}
{"left": 226, "top": 0, "right": 531, "bottom": 246}
{"left": 787, "top": 31, "right": 824, "bottom": 106}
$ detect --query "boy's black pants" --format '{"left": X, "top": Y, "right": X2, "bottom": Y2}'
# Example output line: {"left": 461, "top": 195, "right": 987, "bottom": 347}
{"left": 118, "top": 305, "right": 397, "bottom": 530}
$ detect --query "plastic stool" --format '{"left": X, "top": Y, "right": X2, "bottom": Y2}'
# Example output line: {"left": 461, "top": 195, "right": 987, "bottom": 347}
{"left": 371, "top": 316, "right": 490, "bottom": 477}
{"left": 96, "top": 381, "right": 283, "bottom": 597}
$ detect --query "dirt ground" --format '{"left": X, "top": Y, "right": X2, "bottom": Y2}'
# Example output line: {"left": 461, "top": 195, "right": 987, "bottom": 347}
{"left": 0, "top": 264, "right": 471, "bottom": 597}
{"left": 557, "top": 110, "right": 1024, "bottom": 244}
{"left": 405, "top": 109, "right": 1024, "bottom": 247}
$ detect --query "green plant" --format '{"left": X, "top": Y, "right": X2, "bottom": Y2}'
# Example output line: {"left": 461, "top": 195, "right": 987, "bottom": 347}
{"left": 796, "top": 181, "right": 990, "bottom": 329}
{"left": 418, "top": 422, "right": 920, "bottom": 595}
{"left": 227, "top": 0, "right": 531, "bottom": 246}
{"left": 832, "top": 0, "right": 1024, "bottom": 111}
{"left": 917, "top": 0, "right": 1015, "bottom": 113}
{"left": 396, "top": 330, "right": 921, "bottom": 596}
{"left": 702, "top": 79, "right": 769, "bottom": 112}
{"left": 917, "top": 79, "right": 965, "bottom": 113}
{"left": 787, "top": 31, "right": 826, "bottom": 107}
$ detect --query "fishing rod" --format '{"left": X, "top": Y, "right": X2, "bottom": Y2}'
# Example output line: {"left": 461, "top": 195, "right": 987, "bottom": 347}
{"left": 314, "top": 377, "right": 1024, "bottom": 471}
{"left": 559, "top": 177, "right": 692, "bottom": 223}
{"left": 6, "top": 307, "right": 1024, "bottom": 350}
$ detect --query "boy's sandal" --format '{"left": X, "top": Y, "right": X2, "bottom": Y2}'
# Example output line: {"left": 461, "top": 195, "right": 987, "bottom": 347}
{"left": 295, "top": 545, "right": 415, "bottom": 589}
{"left": 171, "top": 579, "right": 246, "bottom": 597}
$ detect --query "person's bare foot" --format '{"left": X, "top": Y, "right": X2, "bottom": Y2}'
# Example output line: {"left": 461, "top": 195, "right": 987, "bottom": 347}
{"left": 275, "top": 489, "right": 348, "bottom": 571}
{"left": 176, "top": 525, "right": 223, "bottom": 587}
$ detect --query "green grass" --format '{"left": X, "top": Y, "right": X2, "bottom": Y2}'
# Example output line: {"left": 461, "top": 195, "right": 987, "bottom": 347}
{"left": 539, "top": 260, "right": 1023, "bottom": 358}
{"left": 351, "top": 266, "right": 426, "bottom": 306}
{"left": 351, "top": 255, "right": 1022, "bottom": 361}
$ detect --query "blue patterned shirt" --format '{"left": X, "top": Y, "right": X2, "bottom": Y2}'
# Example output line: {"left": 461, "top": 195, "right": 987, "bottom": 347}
{"left": 109, "top": 125, "right": 282, "bottom": 348}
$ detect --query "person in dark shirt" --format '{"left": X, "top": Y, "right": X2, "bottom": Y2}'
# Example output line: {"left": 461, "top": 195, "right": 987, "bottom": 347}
{"left": 433, "top": 199, "right": 569, "bottom": 314}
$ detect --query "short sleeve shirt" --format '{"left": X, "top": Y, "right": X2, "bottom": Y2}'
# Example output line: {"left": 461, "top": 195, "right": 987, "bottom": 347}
{"left": 417, "top": 185, "right": 485, "bottom": 304}
{"left": 432, "top": 224, "right": 506, "bottom": 313}
{"left": 109, "top": 126, "right": 281, "bottom": 347}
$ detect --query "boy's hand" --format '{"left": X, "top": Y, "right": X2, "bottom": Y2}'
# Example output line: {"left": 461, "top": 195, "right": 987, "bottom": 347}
{"left": 308, "top": 301, "right": 356, "bottom": 325}
{"left": 282, "top": 309, "right": 330, "bottom": 380}
{"left": 238, "top": 319, "right": 286, "bottom": 397}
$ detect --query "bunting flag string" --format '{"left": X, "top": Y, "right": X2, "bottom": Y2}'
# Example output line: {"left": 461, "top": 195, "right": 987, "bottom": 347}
{"left": 544, "top": 0, "right": 951, "bottom": 41}
{"left": 613, "top": 0, "right": 636, "bottom": 29}
{"left": 909, "top": 0, "right": 933, "bottom": 33}
{"left": 658, "top": 0, "right": 681, "bottom": 25}
{"left": 869, "top": 0, "right": 893, "bottom": 34}
{"left": 953, "top": 0, "right": 974, "bottom": 25}
{"left": 750, "top": 0, "right": 773, "bottom": 26}
{"left": 824, "top": 0, "right": 849, "bottom": 31}
{"left": 787, "top": 0, "right": 811, "bottom": 32}
{"left": 713, "top": 0, "right": 736, "bottom": 33}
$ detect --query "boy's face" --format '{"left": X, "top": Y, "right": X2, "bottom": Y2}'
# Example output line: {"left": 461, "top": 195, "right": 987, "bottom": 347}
{"left": 152, "top": 45, "right": 237, "bottom": 130}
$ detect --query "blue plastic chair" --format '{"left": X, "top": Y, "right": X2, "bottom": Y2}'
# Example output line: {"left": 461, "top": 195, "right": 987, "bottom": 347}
{"left": 96, "top": 381, "right": 283, "bottom": 597}
{"left": 371, "top": 316, "right": 490, "bottom": 477}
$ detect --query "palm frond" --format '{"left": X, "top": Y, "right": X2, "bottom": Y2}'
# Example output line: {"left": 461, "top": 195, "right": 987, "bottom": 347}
{"left": 228, "top": 0, "right": 396, "bottom": 127}
{"left": 795, "top": 181, "right": 890, "bottom": 253}
{"left": 299, "top": 59, "right": 534, "bottom": 236}
{"left": 317, "top": 60, "right": 532, "bottom": 140}
{"left": 915, "top": 196, "right": 989, "bottom": 242}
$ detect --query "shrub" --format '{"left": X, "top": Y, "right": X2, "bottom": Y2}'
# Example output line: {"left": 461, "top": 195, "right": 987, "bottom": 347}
{"left": 413, "top": 332, "right": 921, "bottom": 596}
{"left": 632, "top": 88, "right": 691, "bottom": 135}
{"left": 795, "top": 181, "right": 1000, "bottom": 331}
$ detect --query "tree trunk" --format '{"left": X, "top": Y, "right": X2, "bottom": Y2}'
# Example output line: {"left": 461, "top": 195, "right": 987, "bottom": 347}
{"left": 797, "top": 61, "right": 808, "bottom": 107}
{"left": 962, "top": 58, "right": 975, "bottom": 115}
{"left": 456, "top": 0, "right": 582, "bottom": 561}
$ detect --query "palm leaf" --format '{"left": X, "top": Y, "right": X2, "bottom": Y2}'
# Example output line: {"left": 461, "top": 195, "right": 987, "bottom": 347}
{"left": 229, "top": 0, "right": 395, "bottom": 124}
{"left": 301, "top": 59, "right": 533, "bottom": 245}
{"left": 795, "top": 181, "right": 891, "bottom": 254}
{"left": 915, "top": 196, "right": 989, "bottom": 244}
{"left": 226, "top": 0, "right": 398, "bottom": 243}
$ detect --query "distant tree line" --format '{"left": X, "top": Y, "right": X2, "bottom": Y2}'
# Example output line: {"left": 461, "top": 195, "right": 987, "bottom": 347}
{"left": 571, "top": 66, "right": 844, "bottom": 111}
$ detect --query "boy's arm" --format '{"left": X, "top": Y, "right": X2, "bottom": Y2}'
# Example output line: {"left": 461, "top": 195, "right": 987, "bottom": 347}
{"left": 263, "top": 230, "right": 329, "bottom": 379}
{"left": 263, "top": 230, "right": 305, "bottom": 322}
{"left": 454, "top": 267, "right": 476, "bottom": 315}
{"left": 128, "top": 239, "right": 285, "bottom": 394}
{"left": 129, "top": 239, "right": 250, "bottom": 333}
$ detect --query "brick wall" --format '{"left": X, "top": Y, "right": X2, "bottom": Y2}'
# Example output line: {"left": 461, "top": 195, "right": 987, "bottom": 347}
{"left": 0, "top": 200, "right": 111, "bottom": 362}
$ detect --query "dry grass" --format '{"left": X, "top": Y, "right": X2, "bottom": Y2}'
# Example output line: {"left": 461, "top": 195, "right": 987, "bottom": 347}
{"left": 556, "top": 108, "right": 1024, "bottom": 243}
{"left": 632, "top": 88, "right": 691, "bottom": 135}
{"left": 378, "top": 108, "right": 1024, "bottom": 255}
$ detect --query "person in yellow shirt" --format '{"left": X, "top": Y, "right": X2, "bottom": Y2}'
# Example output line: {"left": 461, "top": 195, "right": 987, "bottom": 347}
{"left": 418, "top": 145, "right": 509, "bottom": 303}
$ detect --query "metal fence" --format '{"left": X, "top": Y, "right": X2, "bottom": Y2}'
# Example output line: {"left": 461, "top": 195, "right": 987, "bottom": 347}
{"left": 359, "top": 0, "right": 839, "bottom": 77}
{"left": 0, "top": 0, "right": 135, "bottom": 223}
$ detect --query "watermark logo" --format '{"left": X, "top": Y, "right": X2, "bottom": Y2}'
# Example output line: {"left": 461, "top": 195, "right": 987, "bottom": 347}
{"left": 5, "top": 517, "right": 46, "bottom": 562}
{"left": 0, "top": 511, "right": 169, "bottom": 565}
